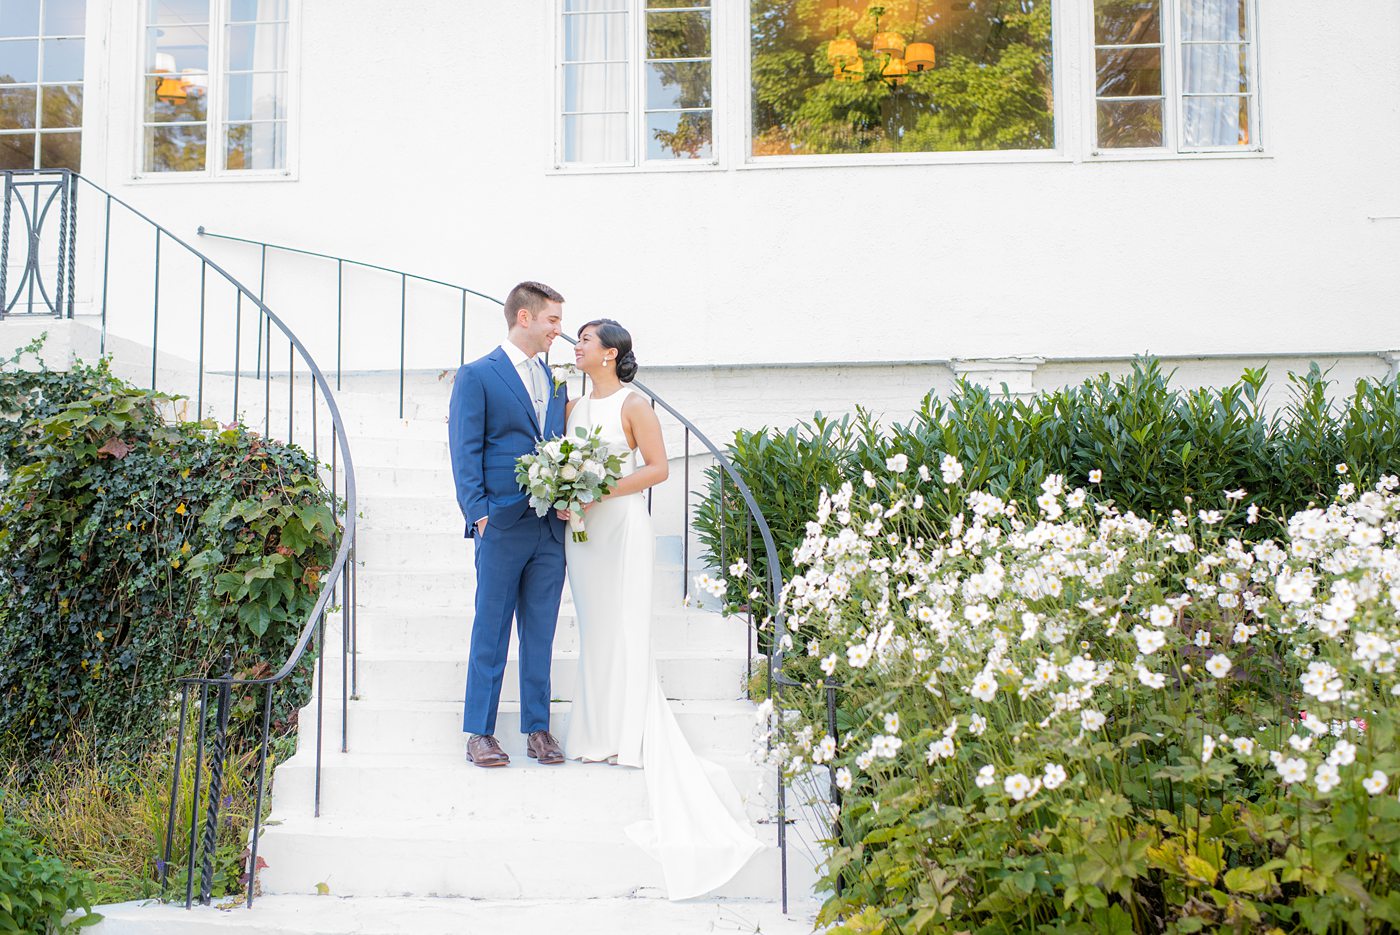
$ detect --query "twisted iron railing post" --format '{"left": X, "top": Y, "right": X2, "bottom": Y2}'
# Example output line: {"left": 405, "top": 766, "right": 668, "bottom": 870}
{"left": 198, "top": 654, "right": 234, "bottom": 904}
{"left": 0, "top": 172, "right": 11, "bottom": 318}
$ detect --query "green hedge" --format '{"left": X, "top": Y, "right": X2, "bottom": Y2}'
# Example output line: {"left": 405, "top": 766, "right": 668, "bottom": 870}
{"left": 697, "top": 359, "right": 1400, "bottom": 635}
{"left": 0, "top": 338, "right": 339, "bottom": 763}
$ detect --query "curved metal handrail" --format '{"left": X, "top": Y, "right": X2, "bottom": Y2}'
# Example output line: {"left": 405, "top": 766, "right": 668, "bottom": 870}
{"left": 0, "top": 172, "right": 358, "bottom": 909}
{"left": 194, "top": 228, "right": 795, "bottom": 910}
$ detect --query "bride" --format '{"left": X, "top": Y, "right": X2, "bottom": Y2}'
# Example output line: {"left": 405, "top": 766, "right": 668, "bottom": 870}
{"left": 559, "top": 319, "right": 764, "bottom": 900}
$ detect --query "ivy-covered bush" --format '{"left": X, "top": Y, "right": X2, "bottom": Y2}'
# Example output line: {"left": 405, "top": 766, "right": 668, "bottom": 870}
{"left": 0, "top": 812, "right": 99, "bottom": 932}
{"left": 768, "top": 462, "right": 1400, "bottom": 933}
{"left": 0, "top": 339, "right": 339, "bottom": 763}
{"left": 697, "top": 359, "right": 1400, "bottom": 634}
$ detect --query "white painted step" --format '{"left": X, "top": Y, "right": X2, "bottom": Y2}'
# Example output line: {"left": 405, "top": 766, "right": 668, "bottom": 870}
{"left": 86, "top": 895, "right": 819, "bottom": 934}
{"left": 300, "top": 699, "right": 762, "bottom": 758}
{"left": 355, "top": 607, "right": 752, "bottom": 655}
{"left": 352, "top": 567, "right": 694, "bottom": 609}
{"left": 270, "top": 749, "right": 774, "bottom": 823}
{"left": 253, "top": 814, "right": 792, "bottom": 899}
{"left": 339, "top": 648, "right": 746, "bottom": 703}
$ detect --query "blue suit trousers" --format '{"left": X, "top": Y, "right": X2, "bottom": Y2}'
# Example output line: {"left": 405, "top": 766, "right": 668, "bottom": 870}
{"left": 463, "top": 511, "right": 565, "bottom": 736}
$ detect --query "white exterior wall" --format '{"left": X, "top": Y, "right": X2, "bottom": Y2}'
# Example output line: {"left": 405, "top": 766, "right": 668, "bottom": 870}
{"left": 25, "top": 1, "right": 1400, "bottom": 394}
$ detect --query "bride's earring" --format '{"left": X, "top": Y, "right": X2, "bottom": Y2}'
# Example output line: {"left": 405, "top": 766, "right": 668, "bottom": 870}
{"left": 604, "top": 359, "right": 611, "bottom": 367}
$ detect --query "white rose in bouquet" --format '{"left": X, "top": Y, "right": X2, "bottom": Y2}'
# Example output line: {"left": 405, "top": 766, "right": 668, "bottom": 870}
{"left": 515, "top": 426, "right": 626, "bottom": 542}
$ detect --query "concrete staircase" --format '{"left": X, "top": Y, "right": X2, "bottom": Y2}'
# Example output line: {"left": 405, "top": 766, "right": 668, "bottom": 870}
{"left": 89, "top": 367, "right": 821, "bottom": 933}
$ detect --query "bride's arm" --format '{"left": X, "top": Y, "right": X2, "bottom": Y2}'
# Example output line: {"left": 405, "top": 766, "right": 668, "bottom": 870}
{"left": 601, "top": 395, "right": 669, "bottom": 500}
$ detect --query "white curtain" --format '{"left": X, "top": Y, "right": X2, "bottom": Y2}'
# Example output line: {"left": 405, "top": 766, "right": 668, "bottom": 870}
{"left": 1180, "top": 0, "right": 1246, "bottom": 147}
{"left": 562, "top": 8, "right": 629, "bottom": 164}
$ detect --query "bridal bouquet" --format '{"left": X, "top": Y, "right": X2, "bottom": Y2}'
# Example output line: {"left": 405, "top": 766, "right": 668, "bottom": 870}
{"left": 515, "top": 426, "right": 625, "bottom": 542}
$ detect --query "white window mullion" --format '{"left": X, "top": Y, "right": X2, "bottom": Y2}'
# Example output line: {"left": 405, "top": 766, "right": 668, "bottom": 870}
{"left": 631, "top": 0, "right": 643, "bottom": 166}
{"left": 1164, "top": 0, "right": 1181, "bottom": 153}
{"left": 210, "top": 0, "right": 225, "bottom": 174}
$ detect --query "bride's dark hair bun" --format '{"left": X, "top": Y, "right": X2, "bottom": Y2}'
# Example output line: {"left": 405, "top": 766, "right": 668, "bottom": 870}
{"left": 579, "top": 318, "right": 639, "bottom": 383}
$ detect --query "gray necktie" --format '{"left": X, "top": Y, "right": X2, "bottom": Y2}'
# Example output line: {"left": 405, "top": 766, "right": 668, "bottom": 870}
{"left": 528, "top": 359, "right": 547, "bottom": 431}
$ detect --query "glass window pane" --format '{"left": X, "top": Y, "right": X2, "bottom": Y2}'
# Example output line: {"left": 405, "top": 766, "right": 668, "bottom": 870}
{"left": 562, "top": 113, "right": 627, "bottom": 163}
{"left": 0, "top": 131, "right": 34, "bottom": 168}
{"left": 0, "top": 2, "right": 39, "bottom": 37}
{"left": 149, "top": 0, "right": 209, "bottom": 26}
{"left": 228, "top": 0, "right": 288, "bottom": 22}
{"left": 750, "top": 0, "right": 1054, "bottom": 156}
{"left": 1183, "top": 95, "right": 1249, "bottom": 147}
{"left": 43, "top": 0, "right": 87, "bottom": 35}
{"left": 0, "top": 83, "right": 35, "bottom": 127}
{"left": 1181, "top": 0, "right": 1248, "bottom": 41}
{"left": 144, "top": 122, "right": 205, "bottom": 171}
{"left": 646, "top": 9, "right": 710, "bottom": 59}
{"left": 225, "top": 71, "right": 284, "bottom": 120}
{"left": 224, "top": 120, "right": 284, "bottom": 169}
{"left": 147, "top": 24, "right": 209, "bottom": 71}
{"left": 39, "top": 83, "right": 80, "bottom": 128}
{"left": 41, "top": 37, "right": 83, "bottom": 82}
{"left": 563, "top": 63, "right": 627, "bottom": 113}
{"left": 144, "top": 72, "right": 208, "bottom": 122}
{"left": 646, "top": 109, "right": 711, "bottom": 160}
{"left": 1182, "top": 42, "right": 1247, "bottom": 93}
{"left": 646, "top": 60, "right": 709, "bottom": 109}
{"left": 226, "top": 23, "right": 286, "bottom": 71}
{"left": 649, "top": 0, "right": 707, "bottom": 7}
{"left": 564, "top": 12, "right": 626, "bottom": 61}
{"left": 1097, "top": 98, "right": 1163, "bottom": 148}
{"left": 39, "top": 129, "right": 79, "bottom": 169}
{"left": 0, "top": 39, "right": 38, "bottom": 83}
{"left": 564, "top": 0, "right": 624, "bottom": 10}
{"left": 1096, "top": 47, "right": 1161, "bottom": 97}
{"left": 1094, "top": 0, "right": 1160, "bottom": 44}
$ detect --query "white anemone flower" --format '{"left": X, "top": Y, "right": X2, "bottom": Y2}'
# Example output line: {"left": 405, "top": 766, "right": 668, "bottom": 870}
{"left": 1081, "top": 709, "right": 1107, "bottom": 732}
{"left": 1232, "top": 737, "right": 1255, "bottom": 756}
{"left": 820, "top": 653, "right": 838, "bottom": 677}
{"left": 975, "top": 764, "right": 996, "bottom": 788}
{"left": 886, "top": 453, "right": 909, "bottom": 474}
{"left": 1043, "top": 763, "right": 1068, "bottom": 790}
{"left": 1276, "top": 757, "right": 1308, "bottom": 784}
{"left": 1364, "top": 770, "right": 1388, "bottom": 795}
{"left": 847, "top": 644, "right": 872, "bottom": 669}
{"left": 835, "top": 767, "right": 852, "bottom": 791}
{"left": 1004, "top": 773, "right": 1036, "bottom": 801}
{"left": 1328, "top": 739, "right": 1357, "bottom": 767}
{"left": 1315, "top": 762, "right": 1341, "bottom": 794}
{"left": 970, "top": 672, "right": 998, "bottom": 702}
{"left": 1201, "top": 735, "right": 1216, "bottom": 763}
{"left": 926, "top": 738, "right": 955, "bottom": 763}
{"left": 883, "top": 712, "right": 900, "bottom": 734}
{"left": 1205, "top": 654, "right": 1233, "bottom": 678}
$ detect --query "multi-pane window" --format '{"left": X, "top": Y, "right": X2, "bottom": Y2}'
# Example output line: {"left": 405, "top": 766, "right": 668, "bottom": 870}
{"left": 0, "top": 0, "right": 86, "bottom": 171}
{"left": 749, "top": 0, "right": 1055, "bottom": 158}
{"left": 558, "top": 0, "right": 714, "bottom": 167}
{"left": 143, "top": 0, "right": 290, "bottom": 175}
{"left": 1093, "top": 0, "right": 1256, "bottom": 152}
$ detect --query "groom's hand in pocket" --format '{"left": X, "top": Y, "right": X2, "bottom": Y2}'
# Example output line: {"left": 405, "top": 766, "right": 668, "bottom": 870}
{"left": 476, "top": 517, "right": 488, "bottom": 537}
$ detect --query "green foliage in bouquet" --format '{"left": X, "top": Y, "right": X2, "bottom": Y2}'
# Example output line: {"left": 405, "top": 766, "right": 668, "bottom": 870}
{"left": 697, "top": 359, "right": 1400, "bottom": 645}
{"left": 768, "top": 460, "right": 1400, "bottom": 933}
{"left": 0, "top": 338, "right": 339, "bottom": 764}
{"left": 516, "top": 425, "right": 625, "bottom": 542}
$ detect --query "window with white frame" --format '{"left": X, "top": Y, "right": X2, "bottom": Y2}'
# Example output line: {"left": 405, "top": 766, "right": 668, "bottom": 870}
{"left": 0, "top": 0, "right": 86, "bottom": 171}
{"left": 142, "top": 0, "right": 290, "bottom": 175}
{"left": 558, "top": 0, "right": 714, "bottom": 168}
{"left": 1093, "top": 0, "right": 1257, "bottom": 153}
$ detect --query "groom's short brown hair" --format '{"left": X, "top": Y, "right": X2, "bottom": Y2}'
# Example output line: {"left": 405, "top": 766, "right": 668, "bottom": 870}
{"left": 504, "top": 281, "right": 565, "bottom": 328}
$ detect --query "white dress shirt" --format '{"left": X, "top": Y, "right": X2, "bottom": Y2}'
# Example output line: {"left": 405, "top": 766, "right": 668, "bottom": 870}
{"left": 500, "top": 341, "right": 547, "bottom": 427}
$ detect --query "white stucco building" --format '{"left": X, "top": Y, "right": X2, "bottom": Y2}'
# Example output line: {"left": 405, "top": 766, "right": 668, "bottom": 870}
{"left": 3, "top": 0, "right": 1398, "bottom": 429}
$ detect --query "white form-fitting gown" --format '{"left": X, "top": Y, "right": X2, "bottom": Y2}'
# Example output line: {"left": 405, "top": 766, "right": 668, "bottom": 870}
{"left": 563, "top": 385, "right": 765, "bottom": 900}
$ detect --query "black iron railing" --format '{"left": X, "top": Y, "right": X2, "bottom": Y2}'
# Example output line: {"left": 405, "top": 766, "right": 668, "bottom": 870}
{"left": 0, "top": 170, "right": 358, "bottom": 909}
{"left": 193, "top": 228, "right": 797, "bottom": 910}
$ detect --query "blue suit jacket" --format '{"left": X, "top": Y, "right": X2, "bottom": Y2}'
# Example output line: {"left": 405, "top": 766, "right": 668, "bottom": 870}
{"left": 448, "top": 347, "right": 568, "bottom": 541}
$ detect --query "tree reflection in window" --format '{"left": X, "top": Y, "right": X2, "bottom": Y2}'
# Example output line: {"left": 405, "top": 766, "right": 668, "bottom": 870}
{"left": 750, "top": 0, "right": 1054, "bottom": 157}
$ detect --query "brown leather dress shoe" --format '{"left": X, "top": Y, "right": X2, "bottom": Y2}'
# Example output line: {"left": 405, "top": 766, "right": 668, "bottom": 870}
{"left": 526, "top": 730, "right": 565, "bottom": 765}
{"left": 466, "top": 734, "right": 509, "bottom": 768}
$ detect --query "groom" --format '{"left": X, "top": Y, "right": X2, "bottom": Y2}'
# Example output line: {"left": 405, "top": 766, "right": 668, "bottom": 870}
{"left": 448, "top": 281, "right": 568, "bottom": 768}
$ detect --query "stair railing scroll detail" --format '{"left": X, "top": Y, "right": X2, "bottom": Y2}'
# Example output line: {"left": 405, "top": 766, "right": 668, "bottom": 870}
{"left": 0, "top": 171, "right": 358, "bottom": 910}
{"left": 193, "top": 228, "right": 796, "bottom": 912}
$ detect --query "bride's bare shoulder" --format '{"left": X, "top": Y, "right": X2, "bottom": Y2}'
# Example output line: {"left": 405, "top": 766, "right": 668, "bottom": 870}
{"left": 565, "top": 397, "right": 579, "bottom": 419}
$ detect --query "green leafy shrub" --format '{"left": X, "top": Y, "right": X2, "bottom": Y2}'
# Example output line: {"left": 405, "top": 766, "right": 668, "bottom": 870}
{"left": 770, "top": 463, "right": 1400, "bottom": 933}
{"left": 698, "top": 359, "right": 1400, "bottom": 639}
{"left": 0, "top": 339, "right": 339, "bottom": 762}
{"left": 0, "top": 812, "right": 99, "bottom": 932}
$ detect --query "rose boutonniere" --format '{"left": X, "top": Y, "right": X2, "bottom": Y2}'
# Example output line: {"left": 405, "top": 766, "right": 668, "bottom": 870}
{"left": 550, "top": 363, "right": 577, "bottom": 399}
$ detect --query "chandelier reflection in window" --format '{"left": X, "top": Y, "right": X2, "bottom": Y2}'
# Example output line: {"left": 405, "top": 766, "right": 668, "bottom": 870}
{"left": 827, "top": 3, "right": 936, "bottom": 87}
